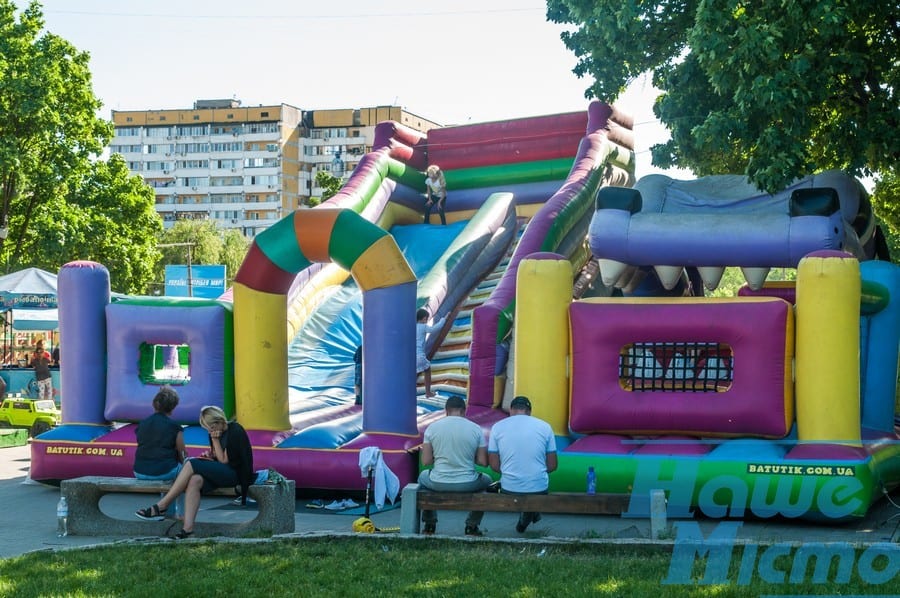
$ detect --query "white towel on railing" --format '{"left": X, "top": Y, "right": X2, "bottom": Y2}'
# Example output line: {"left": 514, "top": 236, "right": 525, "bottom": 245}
{"left": 358, "top": 446, "right": 400, "bottom": 509}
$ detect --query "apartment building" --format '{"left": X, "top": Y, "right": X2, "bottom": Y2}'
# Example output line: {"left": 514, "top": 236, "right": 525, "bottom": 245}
{"left": 110, "top": 100, "right": 439, "bottom": 237}
{"left": 299, "top": 106, "right": 439, "bottom": 205}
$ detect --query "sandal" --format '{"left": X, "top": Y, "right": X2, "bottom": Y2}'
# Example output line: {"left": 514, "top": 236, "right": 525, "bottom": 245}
{"left": 135, "top": 504, "right": 167, "bottom": 521}
{"left": 173, "top": 528, "right": 194, "bottom": 540}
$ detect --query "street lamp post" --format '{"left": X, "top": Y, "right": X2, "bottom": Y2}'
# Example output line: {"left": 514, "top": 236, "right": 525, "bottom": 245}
{"left": 158, "top": 242, "right": 195, "bottom": 297}
{"left": 0, "top": 223, "right": 9, "bottom": 274}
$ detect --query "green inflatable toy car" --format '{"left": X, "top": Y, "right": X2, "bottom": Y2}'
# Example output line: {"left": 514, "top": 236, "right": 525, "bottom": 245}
{"left": 0, "top": 397, "right": 61, "bottom": 437}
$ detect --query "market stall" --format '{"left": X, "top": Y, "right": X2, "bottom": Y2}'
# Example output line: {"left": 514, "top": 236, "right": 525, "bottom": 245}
{"left": 0, "top": 268, "right": 60, "bottom": 402}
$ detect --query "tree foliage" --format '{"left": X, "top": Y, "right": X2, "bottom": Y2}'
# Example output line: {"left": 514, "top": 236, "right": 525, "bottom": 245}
{"left": 155, "top": 220, "right": 249, "bottom": 294}
{"left": 872, "top": 172, "right": 900, "bottom": 260}
{"left": 548, "top": 0, "right": 900, "bottom": 192}
{"left": 314, "top": 170, "right": 342, "bottom": 205}
{"left": 1, "top": 1, "right": 162, "bottom": 291}
{"left": 22, "top": 154, "right": 162, "bottom": 293}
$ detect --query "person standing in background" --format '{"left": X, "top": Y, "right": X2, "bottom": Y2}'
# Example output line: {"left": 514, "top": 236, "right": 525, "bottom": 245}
{"left": 353, "top": 345, "right": 363, "bottom": 405}
{"left": 30, "top": 340, "right": 53, "bottom": 401}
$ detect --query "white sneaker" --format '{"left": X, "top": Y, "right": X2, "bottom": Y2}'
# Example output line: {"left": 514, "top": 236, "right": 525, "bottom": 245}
{"left": 324, "top": 500, "right": 345, "bottom": 511}
{"left": 341, "top": 499, "right": 360, "bottom": 509}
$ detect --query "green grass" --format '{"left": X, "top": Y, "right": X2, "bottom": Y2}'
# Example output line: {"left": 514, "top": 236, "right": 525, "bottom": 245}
{"left": 0, "top": 536, "right": 892, "bottom": 597}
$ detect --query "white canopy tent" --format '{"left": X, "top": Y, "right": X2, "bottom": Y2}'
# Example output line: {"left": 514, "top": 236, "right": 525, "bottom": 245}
{"left": 8, "top": 308, "right": 59, "bottom": 331}
{"left": 0, "top": 269, "right": 59, "bottom": 363}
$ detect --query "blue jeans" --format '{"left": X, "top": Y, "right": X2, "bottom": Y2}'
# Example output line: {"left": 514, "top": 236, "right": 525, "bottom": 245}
{"left": 418, "top": 470, "right": 492, "bottom": 527}
{"left": 424, "top": 194, "right": 446, "bottom": 225}
{"left": 135, "top": 463, "right": 184, "bottom": 517}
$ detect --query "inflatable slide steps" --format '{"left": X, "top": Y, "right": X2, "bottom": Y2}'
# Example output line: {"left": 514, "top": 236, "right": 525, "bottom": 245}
{"left": 416, "top": 230, "right": 522, "bottom": 398}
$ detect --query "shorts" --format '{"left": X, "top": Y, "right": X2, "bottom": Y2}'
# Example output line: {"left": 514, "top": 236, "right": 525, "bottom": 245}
{"left": 36, "top": 378, "right": 53, "bottom": 401}
{"left": 416, "top": 354, "right": 430, "bottom": 374}
{"left": 189, "top": 457, "right": 238, "bottom": 493}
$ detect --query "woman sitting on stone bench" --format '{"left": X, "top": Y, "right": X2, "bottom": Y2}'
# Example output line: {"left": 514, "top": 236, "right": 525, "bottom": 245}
{"left": 135, "top": 405, "right": 253, "bottom": 539}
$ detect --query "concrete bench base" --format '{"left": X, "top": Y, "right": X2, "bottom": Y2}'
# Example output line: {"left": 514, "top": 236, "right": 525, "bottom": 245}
{"left": 399, "top": 483, "right": 633, "bottom": 534}
{"left": 61, "top": 475, "right": 295, "bottom": 538}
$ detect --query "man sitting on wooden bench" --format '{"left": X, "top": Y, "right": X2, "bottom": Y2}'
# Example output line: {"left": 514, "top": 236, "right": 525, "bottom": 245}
{"left": 488, "top": 395, "right": 558, "bottom": 533}
{"left": 417, "top": 396, "right": 492, "bottom": 536}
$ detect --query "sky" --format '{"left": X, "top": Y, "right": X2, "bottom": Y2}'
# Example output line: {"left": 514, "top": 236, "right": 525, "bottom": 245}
{"left": 22, "top": 0, "right": 683, "bottom": 179}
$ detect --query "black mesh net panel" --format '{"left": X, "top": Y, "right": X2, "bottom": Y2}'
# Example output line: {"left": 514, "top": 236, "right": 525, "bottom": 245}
{"left": 619, "top": 342, "right": 733, "bottom": 392}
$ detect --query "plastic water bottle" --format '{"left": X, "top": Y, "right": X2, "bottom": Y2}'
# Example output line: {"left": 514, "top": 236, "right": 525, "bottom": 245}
{"left": 56, "top": 495, "right": 69, "bottom": 537}
{"left": 586, "top": 466, "right": 597, "bottom": 495}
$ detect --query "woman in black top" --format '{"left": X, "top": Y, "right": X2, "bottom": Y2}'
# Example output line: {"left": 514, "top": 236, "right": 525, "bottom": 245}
{"left": 135, "top": 405, "right": 253, "bottom": 539}
{"left": 134, "top": 387, "right": 186, "bottom": 517}
{"left": 134, "top": 386, "right": 185, "bottom": 478}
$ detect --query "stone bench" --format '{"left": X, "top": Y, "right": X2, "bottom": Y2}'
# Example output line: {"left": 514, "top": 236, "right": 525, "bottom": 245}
{"left": 399, "top": 483, "right": 633, "bottom": 534}
{"left": 61, "top": 475, "right": 295, "bottom": 538}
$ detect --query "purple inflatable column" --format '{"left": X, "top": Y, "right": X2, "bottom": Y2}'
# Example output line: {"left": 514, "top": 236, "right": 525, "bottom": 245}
{"left": 163, "top": 345, "right": 179, "bottom": 369}
{"left": 361, "top": 282, "right": 417, "bottom": 435}
{"left": 58, "top": 261, "right": 110, "bottom": 424}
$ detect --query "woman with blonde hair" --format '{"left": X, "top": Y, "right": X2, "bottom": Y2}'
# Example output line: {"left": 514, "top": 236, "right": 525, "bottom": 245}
{"left": 135, "top": 405, "right": 253, "bottom": 539}
{"left": 424, "top": 164, "right": 447, "bottom": 225}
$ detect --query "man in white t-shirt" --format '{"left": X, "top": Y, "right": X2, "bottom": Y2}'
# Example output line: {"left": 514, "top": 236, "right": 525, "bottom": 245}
{"left": 488, "top": 395, "right": 558, "bottom": 533}
{"left": 418, "top": 396, "right": 492, "bottom": 536}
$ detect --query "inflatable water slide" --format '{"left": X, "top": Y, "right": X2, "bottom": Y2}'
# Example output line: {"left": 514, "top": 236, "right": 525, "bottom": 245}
{"left": 29, "top": 101, "right": 636, "bottom": 492}
{"left": 466, "top": 169, "right": 899, "bottom": 520}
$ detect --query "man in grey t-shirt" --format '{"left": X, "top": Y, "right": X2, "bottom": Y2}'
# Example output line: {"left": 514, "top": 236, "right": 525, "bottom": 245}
{"left": 418, "top": 396, "right": 492, "bottom": 536}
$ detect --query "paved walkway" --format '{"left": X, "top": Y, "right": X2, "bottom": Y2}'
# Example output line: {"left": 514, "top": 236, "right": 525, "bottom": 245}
{"left": 1, "top": 443, "right": 898, "bottom": 559}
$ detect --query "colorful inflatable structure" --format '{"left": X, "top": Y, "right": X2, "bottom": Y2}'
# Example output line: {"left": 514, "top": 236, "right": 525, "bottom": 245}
{"left": 29, "top": 102, "right": 636, "bottom": 491}
{"left": 464, "top": 172, "right": 899, "bottom": 520}
{"left": 30, "top": 98, "right": 899, "bottom": 521}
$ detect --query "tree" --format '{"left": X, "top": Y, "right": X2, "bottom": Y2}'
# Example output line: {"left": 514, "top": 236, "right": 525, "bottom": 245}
{"left": 314, "top": 170, "right": 342, "bottom": 204}
{"left": 547, "top": 1, "right": 900, "bottom": 193}
{"left": 22, "top": 154, "right": 162, "bottom": 293}
{"left": 155, "top": 220, "right": 248, "bottom": 293}
{"left": 872, "top": 171, "right": 900, "bottom": 260}
{"left": 220, "top": 228, "right": 250, "bottom": 285}
{"left": 0, "top": 1, "right": 112, "bottom": 259}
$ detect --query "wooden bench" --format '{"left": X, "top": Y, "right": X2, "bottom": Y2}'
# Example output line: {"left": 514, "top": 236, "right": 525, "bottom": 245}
{"left": 399, "top": 483, "right": 635, "bottom": 534}
{"left": 61, "top": 475, "right": 296, "bottom": 538}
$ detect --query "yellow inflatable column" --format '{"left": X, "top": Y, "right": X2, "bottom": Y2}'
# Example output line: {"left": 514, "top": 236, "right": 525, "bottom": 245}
{"left": 514, "top": 255, "right": 572, "bottom": 434}
{"left": 795, "top": 252, "right": 861, "bottom": 446}
{"left": 234, "top": 282, "right": 290, "bottom": 430}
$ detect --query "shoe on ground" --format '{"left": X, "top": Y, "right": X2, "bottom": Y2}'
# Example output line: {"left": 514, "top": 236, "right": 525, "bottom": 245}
{"left": 341, "top": 498, "right": 360, "bottom": 509}
{"left": 324, "top": 500, "right": 346, "bottom": 511}
{"left": 422, "top": 522, "right": 436, "bottom": 535}
{"left": 516, "top": 513, "right": 540, "bottom": 533}
{"left": 173, "top": 528, "right": 194, "bottom": 540}
{"left": 464, "top": 525, "right": 483, "bottom": 537}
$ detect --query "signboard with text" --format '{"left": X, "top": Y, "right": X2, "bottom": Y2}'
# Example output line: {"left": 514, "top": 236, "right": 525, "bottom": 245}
{"left": 164, "top": 265, "right": 226, "bottom": 299}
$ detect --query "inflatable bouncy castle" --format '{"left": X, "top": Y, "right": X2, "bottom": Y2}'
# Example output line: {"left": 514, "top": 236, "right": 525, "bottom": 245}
{"left": 30, "top": 100, "right": 899, "bottom": 521}
{"left": 463, "top": 173, "right": 900, "bottom": 520}
{"left": 30, "top": 102, "right": 636, "bottom": 491}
